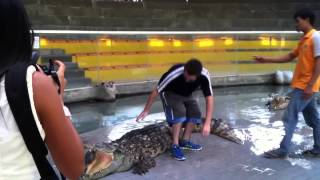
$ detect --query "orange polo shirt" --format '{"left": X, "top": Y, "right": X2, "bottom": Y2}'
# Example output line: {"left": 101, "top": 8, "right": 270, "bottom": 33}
{"left": 291, "top": 29, "right": 320, "bottom": 92}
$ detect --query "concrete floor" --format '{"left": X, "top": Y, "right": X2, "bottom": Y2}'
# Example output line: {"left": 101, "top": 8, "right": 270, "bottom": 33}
{"left": 75, "top": 85, "right": 320, "bottom": 180}
{"left": 103, "top": 134, "right": 320, "bottom": 180}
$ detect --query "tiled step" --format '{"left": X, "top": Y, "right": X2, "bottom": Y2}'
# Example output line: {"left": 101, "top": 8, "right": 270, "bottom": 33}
{"left": 39, "top": 51, "right": 92, "bottom": 90}
{"left": 64, "top": 62, "right": 79, "bottom": 69}
{"left": 41, "top": 54, "right": 73, "bottom": 62}
{"left": 65, "top": 69, "right": 85, "bottom": 78}
{"left": 39, "top": 49, "right": 66, "bottom": 56}
{"left": 66, "top": 77, "right": 92, "bottom": 89}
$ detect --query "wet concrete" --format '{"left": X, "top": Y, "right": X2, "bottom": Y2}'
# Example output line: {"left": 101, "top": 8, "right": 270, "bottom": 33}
{"left": 71, "top": 85, "right": 289, "bottom": 134}
{"left": 71, "top": 85, "right": 320, "bottom": 180}
{"left": 104, "top": 134, "right": 320, "bottom": 180}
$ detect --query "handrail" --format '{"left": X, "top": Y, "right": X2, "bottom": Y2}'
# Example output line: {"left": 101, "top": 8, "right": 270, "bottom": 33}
{"left": 34, "top": 30, "right": 302, "bottom": 35}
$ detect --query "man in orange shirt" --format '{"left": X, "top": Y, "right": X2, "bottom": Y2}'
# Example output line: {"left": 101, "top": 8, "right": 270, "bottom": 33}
{"left": 254, "top": 8, "right": 320, "bottom": 158}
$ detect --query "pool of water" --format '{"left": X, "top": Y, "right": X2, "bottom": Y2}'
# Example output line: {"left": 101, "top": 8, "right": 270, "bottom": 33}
{"left": 71, "top": 85, "right": 319, "bottom": 157}
{"left": 69, "top": 85, "right": 290, "bottom": 134}
{"left": 68, "top": 85, "right": 320, "bottom": 178}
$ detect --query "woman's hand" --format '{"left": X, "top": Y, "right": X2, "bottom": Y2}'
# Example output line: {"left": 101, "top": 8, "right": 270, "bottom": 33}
{"left": 54, "top": 60, "right": 67, "bottom": 99}
{"left": 54, "top": 60, "right": 67, "bottom": 91}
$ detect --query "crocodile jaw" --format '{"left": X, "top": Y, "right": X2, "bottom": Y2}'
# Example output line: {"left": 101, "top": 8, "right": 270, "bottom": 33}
{"left": 82, "top": 150, "right": 129, "bottom": 180}
{"left": 83, "top": 151, "right": 114, "bottom": 179}
{"left": 87, "top": 151, "right": 113, "bottom": 175}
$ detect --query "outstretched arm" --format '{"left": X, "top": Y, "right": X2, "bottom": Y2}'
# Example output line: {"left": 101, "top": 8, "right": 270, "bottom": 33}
{"left": 136, "top": 88, "right": 159, "bottom": 122}
{"left": 254, "top": 52, "right": 296, "bottom": 63}
{"left": 202, "top": 95, "right": 214, "bottom": 137}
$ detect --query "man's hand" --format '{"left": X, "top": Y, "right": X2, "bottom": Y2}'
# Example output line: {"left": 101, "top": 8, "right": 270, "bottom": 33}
{"left": 201, "top": 122, "right": 211, "bottom": 137}
{"left": 136, "top": 89, "right": 159, "bottom": 122}
{"left": 253, "top": 56, "right": 267, "bottom": 63}
{"left": 303, "top": 85, "right": 314, "bottom": 100}
{"left": 136, "top": 110, "right": 149, "bottom": 122}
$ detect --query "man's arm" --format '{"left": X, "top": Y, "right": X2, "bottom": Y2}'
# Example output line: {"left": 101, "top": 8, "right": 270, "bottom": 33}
{"left": 303, "top": 57, "right": 320, "bottom": 99}
{"left": 253, "top": 53, "right": 296, "bottom": 63}
{"left": 136, "top": 88, "right": 159, "bottom": 121}
{"left": 202, "top": 95, "right": 214, "bottom": 136}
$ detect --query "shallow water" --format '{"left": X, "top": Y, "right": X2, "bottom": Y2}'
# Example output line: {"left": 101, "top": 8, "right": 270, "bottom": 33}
{"left": 71, "top": 85, "right": 320, "bottom": 173}
{"left": 70, "top": 85, "right": 298, "bottom": 145}
{"left": 69, "top": 85, "right": 290, "bottom": 134}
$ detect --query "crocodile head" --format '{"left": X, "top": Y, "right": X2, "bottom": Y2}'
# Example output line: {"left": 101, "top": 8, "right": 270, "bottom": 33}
{"left": 267, "top": 94, "right": 290, "bottom": 111}
{"left": 81, "top": 147, "right": 126, "bottom": 180}
{"left": 81, "top": 123, "right": 171, "bottom": 179}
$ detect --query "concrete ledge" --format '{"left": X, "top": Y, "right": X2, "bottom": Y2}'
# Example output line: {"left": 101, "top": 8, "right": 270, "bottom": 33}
{"left": 212, "top": 73, "right": 275, "bottom": 87}
{"left": 116, "top": 80, "right": 158, "bottom": 96}
{"left": 64, "top": 86, "right": 97, "bottom": 103}
{"left": 64, "top": 73, "right": 276, "bottom": 103}
{"left": 115, "top": 73, "right": 275, "bottom": 96}
{"left": 64, "top": 85, "right": 117, "bottom": 103}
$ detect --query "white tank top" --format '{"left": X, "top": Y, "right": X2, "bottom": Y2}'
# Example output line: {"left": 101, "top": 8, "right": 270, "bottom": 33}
{"left": 0, "top": 66, "right": 46, "bottom": 180}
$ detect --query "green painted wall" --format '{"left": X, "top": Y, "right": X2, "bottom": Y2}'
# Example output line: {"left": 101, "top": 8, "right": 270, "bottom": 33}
{"left": 25, "top": 0, "right": 320, "bottom": 30}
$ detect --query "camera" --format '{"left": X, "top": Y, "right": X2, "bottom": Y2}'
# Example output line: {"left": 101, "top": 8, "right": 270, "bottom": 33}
{"left": 31, "top": 51, "right": 61, "bottom": 94}
{"left": 40, "top": 59, "right": 57, "bottom": 76}
{"left": 31, "top": 51, "right": 56, "bottom": 76}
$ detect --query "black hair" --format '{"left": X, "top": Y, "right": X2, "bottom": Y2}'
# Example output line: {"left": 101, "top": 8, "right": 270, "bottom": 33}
{"left": 184, "top": 59, "right": 203, "bottom": 76}
{"left": 0, "top": 0, "right": 34, "bottom": 75}
{"left": 294, "top": 8, "right": 316, "bottom": 26}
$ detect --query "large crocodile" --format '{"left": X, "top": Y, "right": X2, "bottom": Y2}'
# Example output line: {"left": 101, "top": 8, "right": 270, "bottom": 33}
{"left": 81, "top": 118, "right": 242, "bottom": 180}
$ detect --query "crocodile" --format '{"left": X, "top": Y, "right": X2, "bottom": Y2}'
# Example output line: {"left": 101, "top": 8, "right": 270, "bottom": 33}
{"left": 81, "top": 118, "right": 242, "bottom": 180}
{"left": 266, "top": 94, "right": 290, "bottom": 111}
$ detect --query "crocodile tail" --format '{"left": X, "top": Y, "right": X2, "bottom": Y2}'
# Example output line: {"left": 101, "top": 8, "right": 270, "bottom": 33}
{"left": 193, "top": 124, "right": 202, "bottom": 133}
{"left": 217, "top": 130, "right": 243, "bottom": 145}
{"left": 211, "top": 119, "right": 231, "bottom": 134}
{"left": 211, "top": 119, "right": 243, "bottom": 144}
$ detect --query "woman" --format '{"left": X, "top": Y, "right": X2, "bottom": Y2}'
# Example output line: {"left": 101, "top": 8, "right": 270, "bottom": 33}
{"left": 0, "top": 0, "right": 84, "bottom": 179}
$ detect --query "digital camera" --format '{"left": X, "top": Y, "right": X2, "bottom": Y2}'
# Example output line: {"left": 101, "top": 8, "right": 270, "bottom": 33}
{"left": 31, "top": 51, "right": 61, "bottom": 93}
{"left": 32, "top": 51, "right": 56, "bottom": 76}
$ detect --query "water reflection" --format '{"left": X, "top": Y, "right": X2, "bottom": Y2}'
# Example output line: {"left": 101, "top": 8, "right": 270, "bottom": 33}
{"left": 71, "top": 86, "right": 317, "bottom": 165}
{"left": 71, "top": 86, "right": 286, "bottom": 132}
{"left": 72, "top": 85, "right": 320, "bottom": 172}
{"left": 108, "top": 112, "right": 166, "bottom": 141}
{"left": 238, "top": 164, "right": 276, "bottom": 176}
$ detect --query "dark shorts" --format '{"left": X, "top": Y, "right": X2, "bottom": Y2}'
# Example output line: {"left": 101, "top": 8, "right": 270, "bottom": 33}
{"left": 160, "top": 91, "right": 202, "bottom": 126}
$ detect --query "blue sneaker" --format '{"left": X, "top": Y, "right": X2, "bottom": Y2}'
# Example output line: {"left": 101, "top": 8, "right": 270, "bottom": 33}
{"left": 171, "top": 144, "right": 186, "bottom": 161}
{"left": 180, "top": 140, "right": 203, "bottom": 151}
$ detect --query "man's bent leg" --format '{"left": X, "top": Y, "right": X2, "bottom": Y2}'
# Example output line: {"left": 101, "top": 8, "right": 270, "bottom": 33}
{"left": 171, "top": 122, "right": 187, "bottom": 160}
{"left": 172, "top": 123, "right": 183, "bottom": 145}
{"left": 302, "top": 95, "right": 320, "bottom": 153}
{"left": 183, "top": 122, "right": 195, "bottom": 141}
{"left": 160, "top": 92, "right": 186, "bottom": 144}
{"left": 184, "top": 98, "right": 202, "bottom": 140}
{"left": 279, "top": 89, "right": 312, "bottom": 153}
{"left": 265, "top": 89, "right": 312, "bottom": 159}
{"left": 160, "top": 92, "right": 187, "bottom": 160}
{"left": 180, "top": 98, "right": 203, "bottom": 151}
